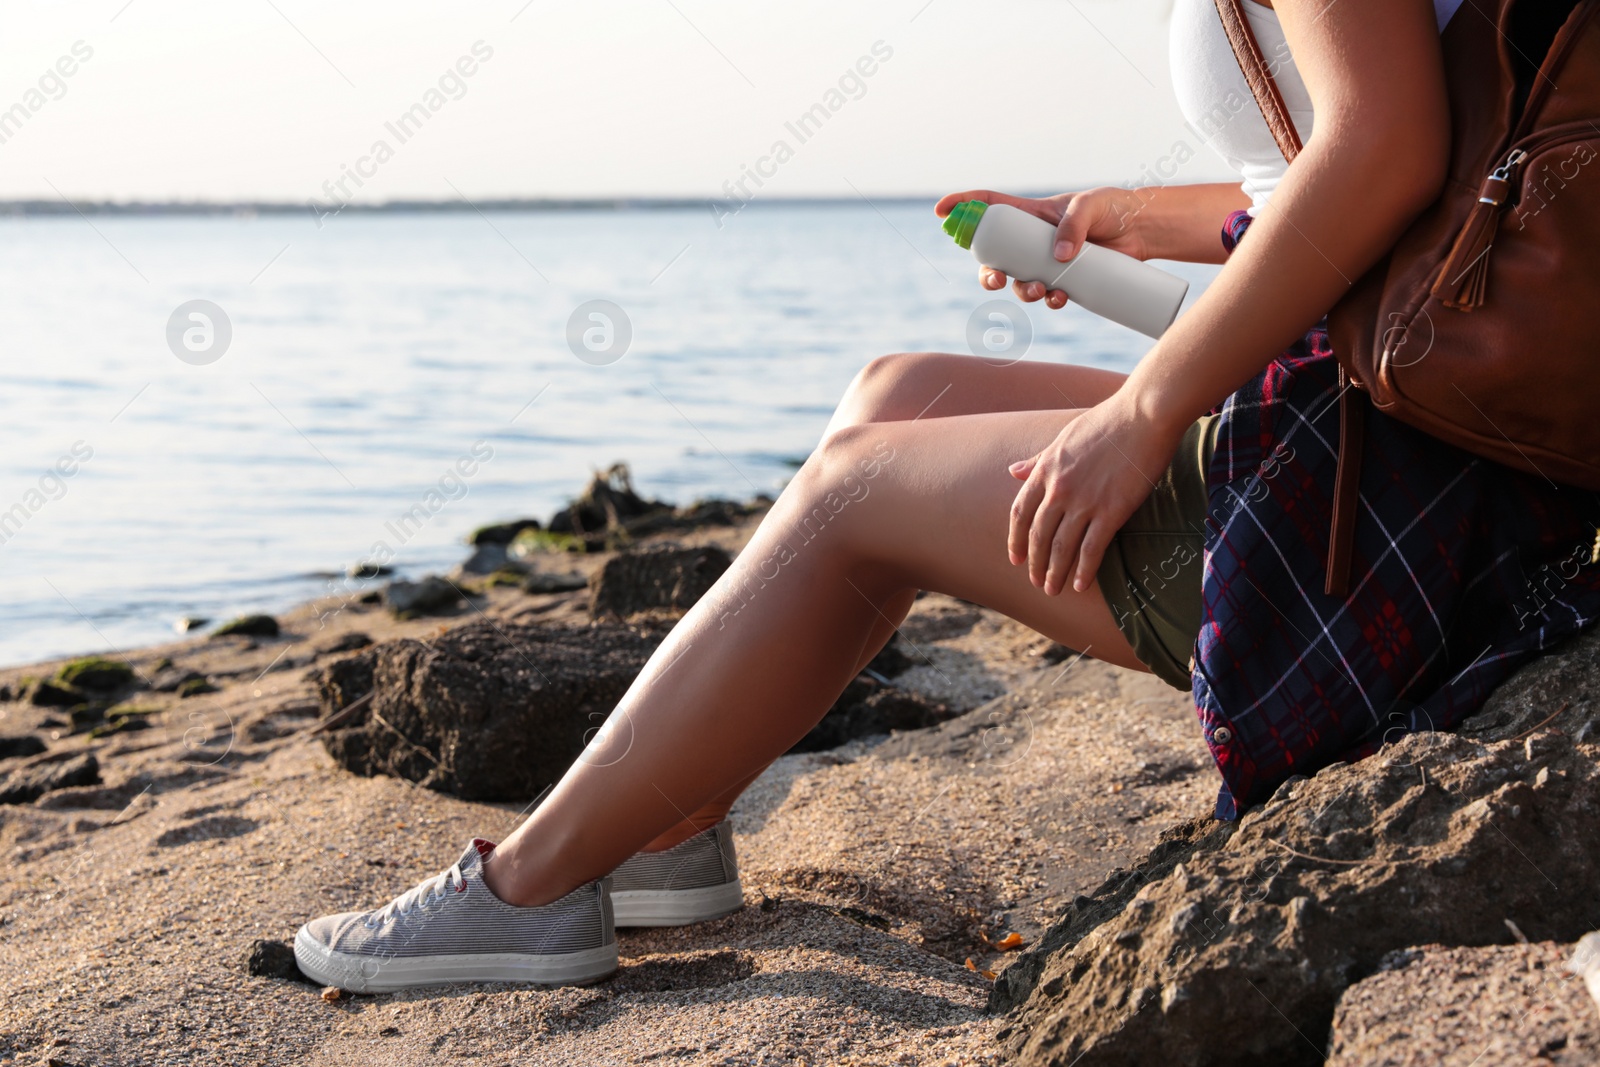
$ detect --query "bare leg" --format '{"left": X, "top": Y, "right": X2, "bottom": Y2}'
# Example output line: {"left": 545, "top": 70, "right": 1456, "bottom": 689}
{"left": 482, "top": 403, "right": 1148, "bottom": 906}
{"left": 632, "top": 353, "right": 1130, "bottom": 853}
{"left": 591, "top": 354, "right": 1124, "bottom": 854}
{"left": 823, "top": 353, "right": 1127, "bottom": 670}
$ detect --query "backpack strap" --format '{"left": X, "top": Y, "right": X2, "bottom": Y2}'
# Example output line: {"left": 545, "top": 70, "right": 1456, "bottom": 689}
{"left": 1211, "top": 0, "right": 1362, "bottom": 598}
{"left": 1212, "top": 0, "right": 1304, "bottom": 162}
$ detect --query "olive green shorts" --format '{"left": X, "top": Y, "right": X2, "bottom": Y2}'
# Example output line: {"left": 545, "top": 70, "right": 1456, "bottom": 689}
{"left": 1095, "top": 415, "right": 1219, "bottom": 691}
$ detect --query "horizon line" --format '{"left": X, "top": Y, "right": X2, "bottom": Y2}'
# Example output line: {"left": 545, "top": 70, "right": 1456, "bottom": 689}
{"left": 0, "top": 194, "right": 1023, "bottom": 217}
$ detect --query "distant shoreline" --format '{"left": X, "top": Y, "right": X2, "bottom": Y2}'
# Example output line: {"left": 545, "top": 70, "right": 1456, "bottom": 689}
{"left": 0, "top": 195, "right": 982, "bottom": 218}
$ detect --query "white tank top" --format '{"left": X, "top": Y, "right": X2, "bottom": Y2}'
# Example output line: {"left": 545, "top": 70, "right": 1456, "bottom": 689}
{"left": 1169, "top": 0, "right": 1467, "bottom": 215}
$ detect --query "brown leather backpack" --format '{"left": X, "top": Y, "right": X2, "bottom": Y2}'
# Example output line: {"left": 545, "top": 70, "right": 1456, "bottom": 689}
{"left": 1212, "top": 0, "right": 1600, "bottom": 595}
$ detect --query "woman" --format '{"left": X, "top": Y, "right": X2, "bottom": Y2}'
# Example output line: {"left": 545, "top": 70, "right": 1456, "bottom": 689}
{"left": 294, "top": 0, "right": 1600, "bottom": 990}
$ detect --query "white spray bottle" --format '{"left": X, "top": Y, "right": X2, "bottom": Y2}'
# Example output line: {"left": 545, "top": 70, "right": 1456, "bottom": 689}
{"left": 942, "top": 200, "right": 1189, "bottom": 339}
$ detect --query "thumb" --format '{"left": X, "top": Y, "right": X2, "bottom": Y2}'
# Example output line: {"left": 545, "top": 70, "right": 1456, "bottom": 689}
{"left": 1053, "top": 195, "right": 1095, "bottom": 263}
{"left": 1009, "top": 457, "right": 1036, "bottom": 480}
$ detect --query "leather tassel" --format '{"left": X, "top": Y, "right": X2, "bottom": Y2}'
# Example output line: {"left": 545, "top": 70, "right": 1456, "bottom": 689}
{"left": 1432, "top": 199, "right": 1500, "bottom": 310}
{"left": 1431, "top": 170, "right": 1514, "bottom": 312}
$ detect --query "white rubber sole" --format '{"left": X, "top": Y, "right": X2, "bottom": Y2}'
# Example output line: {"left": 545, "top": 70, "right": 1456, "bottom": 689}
{"left": 293, "top": 926, "right": 618, "bottom": 992}
{"left": 611, "top": 880, "right": 746, "bottom": 927}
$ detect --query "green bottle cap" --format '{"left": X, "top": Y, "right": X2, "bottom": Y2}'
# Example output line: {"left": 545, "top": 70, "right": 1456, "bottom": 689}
{"left": 942, "top": 199, "right": 987, "bottom": 250}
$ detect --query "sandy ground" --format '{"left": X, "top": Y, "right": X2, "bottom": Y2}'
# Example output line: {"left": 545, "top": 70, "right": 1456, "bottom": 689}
{"left": 0, "top": 516, "right": 1220, "bottom": 1066}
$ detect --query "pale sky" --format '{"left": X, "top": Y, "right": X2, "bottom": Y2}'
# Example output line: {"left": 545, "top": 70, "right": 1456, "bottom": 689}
{"left": 0, "top": 0, "right": 1234, "bottom": 203}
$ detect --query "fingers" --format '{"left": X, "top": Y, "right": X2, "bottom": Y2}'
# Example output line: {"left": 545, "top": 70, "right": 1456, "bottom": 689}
{"left": 1010, "top": 279, "right": 1069, "bottom": 310}
{"left": 1007, "top": 474, "right": 1048, "bottom": 568}
{"left": 1038, "top": 502, "right": 1089, "bottom": 593}
{"left": 936, "top": 189, "right": 1069, "bottom": 225}
{"left": 1053, "top": 194, "right": 1097, "bottom": 263}
{"left": 1013, "top": 278, "right": 1046, "bottom": 303}
{"left": 981, "top": 267, "right": 1007, "bottom": 291}
{"left": 935, "top": 189, "right": 1036, "bottom": 218}
{"left": 1028, "top": 493, "right": 1067, "bottom": 589}
{"left": 1072, "top": 519, "right": 1112, "bottom": 595}
{"left": 1008, "top": 457, "right": 1036, "bottom": 481}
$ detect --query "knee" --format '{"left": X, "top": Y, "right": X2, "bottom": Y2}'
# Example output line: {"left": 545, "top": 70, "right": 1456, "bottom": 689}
{"left": 791, "top": 423, "right": 898, "bottom": 506}
{"left": 836, "top": 352, "right": 946, "bottom": 426}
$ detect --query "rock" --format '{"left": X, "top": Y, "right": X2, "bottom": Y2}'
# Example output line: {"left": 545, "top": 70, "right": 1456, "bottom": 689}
{"left": 588, "top": 544, "right": 732, "bottom": 620}
{"left": 0, "top": 752, "right": 99, "bottom": 805}
{"left": 246, "top": 939, "right": 312, "bottom": 983}
{"left": 469, "top": 518, "right": 542, "bottom": 546}
{"left": 1326, "top": 942, "right": 1600, "bottom": 1065}
{"left": 346, "top": 561, "right": 393, "bottom": 580}
{"left": 211, "top": 614, "right": 281, "bottom": 639}
{"left": 990, "top": 817, "right": 1236, "bottom": 1017}
{"left": 149, "top": 666, "right": 205, "bottom": 693}
{"left": 0, "top": 735, "right": 47, "bottom": 761}
{"left": 456, "top": 542, "right": 515, "bottom": 576}
{"left": 619, "top": 498, "right": 761, "bottom": 538}
{"left": 788, "top": 676, "right": 955, "bottom": 752}
{"left": 1037, "top": 643, "right": 1077, "bottom": 665}
{"left": 315, "top": 620, "right": 667, "bottom": 801}
{"left": 546, "top": 463, "right": 672, "bottom": 536}
{"left": 29, "top": 681, "right": 80, "bottom": 707}
{"left": 86, "top": 713, "right": 154, "bottom": 739}
{"left": 383, "top": 576, "right": 461, "bottom": 617}
{"left": 671, "top": 498, "right": 752, "bottom": 528}
{"left": 174, "top": 616, "right": 209, "bottom": 633}
{"left": 68, "top": 704, "right": 108, "bottom": 733}
{"left": 523, "top": 571, "right": 589, "bottom": 595}
{"left": 316, "top": 632, "right": 373, "bottom": 655}
{"left": 0, "top": 684, "right": 11, "bottom": 702}
{"left": 998, "top": 731, "right": 1600, "bottom": 1067}
{"left": 1461, "top": 628, "right": 1600, "bottom": 742}
{"left": 177, "top": 678, "right": 218, "bottom": 699}
{"left": 315, "top": 619, "right": 965, "bottom": 802}
{"left": 509, "top": 526, "right": 606, "bottom": 557}
{"left": 55, "top": 657, "right": 135, "bottom": 692}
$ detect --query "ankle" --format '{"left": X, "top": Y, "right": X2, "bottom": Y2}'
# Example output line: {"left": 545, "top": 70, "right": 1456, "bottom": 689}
{"left": 480, "top": 849, "right": 573, "bottom": 909}
{"left": 639, "top": 815, "right": 725, "bottom": 853}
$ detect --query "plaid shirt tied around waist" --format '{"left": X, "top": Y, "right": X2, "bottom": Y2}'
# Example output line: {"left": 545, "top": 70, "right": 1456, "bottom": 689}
{"left": 1193, "top": 209, "right": 1600, "bottom": 819}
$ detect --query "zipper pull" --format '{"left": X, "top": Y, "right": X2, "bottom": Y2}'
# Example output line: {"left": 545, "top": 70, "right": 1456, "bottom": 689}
{"left": 1478, "top": 149, "right": 1528, "bottom": 206}
{"left": 1432, "top": 148, "right": 1528, "bottom": 310}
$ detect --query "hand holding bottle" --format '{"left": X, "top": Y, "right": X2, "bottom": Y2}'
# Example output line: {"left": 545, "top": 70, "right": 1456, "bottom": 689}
{"left": 939, "top": 190, "right": 1189, "bottom": 339}
{"left": 935, "top": 188, "right": 1152, "bottom": 309}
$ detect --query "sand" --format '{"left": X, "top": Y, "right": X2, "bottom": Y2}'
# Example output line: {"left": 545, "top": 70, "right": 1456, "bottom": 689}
{"left": 0, "top": 514, "right": 1219, "bottom": 1066}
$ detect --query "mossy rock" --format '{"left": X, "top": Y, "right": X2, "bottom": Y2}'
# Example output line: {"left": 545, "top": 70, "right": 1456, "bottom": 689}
{"left": 108, "top": 704, "right": 161, "bottom": 720}
{"left": 212, "top": 614, "right": 280, "bottom": 638}
{"left": 469, "top": 519, "right": 542, "bottom": 546}
{"left": 56, "top": 656, "right": 135, "bottom": 692}
{"left": 68, "top": 703, "right": 111, "bottom": 732}
{"left": 87, "top": 705, "right": 159, "bottom": 739}
{"left": 482, "top": 568, "right": 530, "bottom": 589}
{"left": 508, "top": 528, "right": 591, "bottom": 555}
{"left": 177, "top": 678, "right": 219, "bottom": 698}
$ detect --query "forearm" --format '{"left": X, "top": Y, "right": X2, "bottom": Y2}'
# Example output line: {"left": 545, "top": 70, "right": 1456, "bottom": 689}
{"left": 1122, "top": 182, "right": 1252, "bottom": 264}
{"left": 1121, "top": 130, "right": 1441, "bottom": 432}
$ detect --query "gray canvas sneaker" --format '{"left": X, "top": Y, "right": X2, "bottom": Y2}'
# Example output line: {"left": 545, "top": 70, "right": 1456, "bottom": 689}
{"left": 610, "top": 821, "right": 743, "bottom": 927}
{"left": 294, "top": 839, "right": 616, "bottom": 991}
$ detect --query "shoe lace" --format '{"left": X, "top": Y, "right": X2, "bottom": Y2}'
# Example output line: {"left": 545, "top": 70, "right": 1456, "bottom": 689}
{"left": 369, "top": 862, "right": 467, "bottom": 926}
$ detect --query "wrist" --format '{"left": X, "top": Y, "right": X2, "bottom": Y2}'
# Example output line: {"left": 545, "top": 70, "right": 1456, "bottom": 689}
{"left": 1112, "top": 369, "right": 1199, "bottom": 444}
{"left": 1102, "top": 187, "right": 1153, "bottom": 260}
